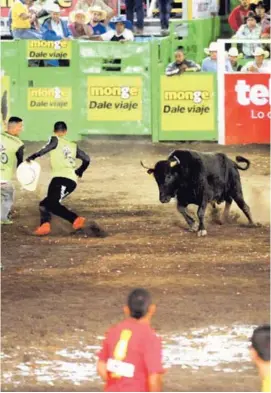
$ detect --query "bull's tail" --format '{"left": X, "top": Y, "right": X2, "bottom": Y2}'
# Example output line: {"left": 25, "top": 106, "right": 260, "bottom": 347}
{"left": 235, "top": 156, "right": 250, "bottom": 170}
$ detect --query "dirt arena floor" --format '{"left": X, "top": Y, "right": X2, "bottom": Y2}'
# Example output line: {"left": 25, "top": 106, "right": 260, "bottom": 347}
{"left": 1, "top": 140, "right": 270, "bottom": 392}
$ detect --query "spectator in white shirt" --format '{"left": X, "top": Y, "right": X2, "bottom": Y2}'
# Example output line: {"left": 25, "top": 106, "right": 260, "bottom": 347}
{"left": 234, "top": 12, "right": 262, "bottom": 58}
{"left": 241, "top": 47, "right": 271, "bottom": 72}
{"left": 42, "top": 3, "right": 72, "bottom": 39}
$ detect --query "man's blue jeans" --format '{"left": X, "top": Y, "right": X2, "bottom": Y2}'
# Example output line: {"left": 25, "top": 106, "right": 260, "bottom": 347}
{"left": 158, "top": 0, "right": 172, "bottom": 29}
{"left": 12, "top": 29, "right": 42, "bottom": 39}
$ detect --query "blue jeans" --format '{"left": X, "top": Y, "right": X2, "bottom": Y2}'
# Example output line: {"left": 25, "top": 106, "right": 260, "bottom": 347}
{"left": 158, "top": 0, "right": 172, "bottom": 29}
{"left": 12, "top": 28, "right": 42, "bottom": 39}
{"left": 125, "top": 0, "right": 144, "bottom": 29}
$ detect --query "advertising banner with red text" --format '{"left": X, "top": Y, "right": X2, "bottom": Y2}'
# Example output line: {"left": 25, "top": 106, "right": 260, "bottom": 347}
{"left": 225, "top": 74, "right": 270, "bottom": 145}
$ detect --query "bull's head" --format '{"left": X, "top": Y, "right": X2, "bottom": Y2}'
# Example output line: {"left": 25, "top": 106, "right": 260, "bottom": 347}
{"left": 140, "top": 156, "right": 180, "bottom": 203}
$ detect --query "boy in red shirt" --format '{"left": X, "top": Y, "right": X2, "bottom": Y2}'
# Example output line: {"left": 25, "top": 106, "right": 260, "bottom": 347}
{"left": 97, "top": 288, "right": 164, "bottom": 392}
{"left": 228, "top": 0, "right": 251, "bottom": 32}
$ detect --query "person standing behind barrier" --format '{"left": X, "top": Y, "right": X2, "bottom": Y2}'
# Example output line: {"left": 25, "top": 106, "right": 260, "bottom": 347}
{"left": 250, "top": 325, "right": 270, "bottom": 392}
{"left": 88, "top": 6, "right": 107, "bottom": 35}
{"left": 75, "top": 0, "right": 113, "bottom": 22}
{"left": 11, "top": 0, "right": 42, "bottom": 39}
{"left": 165, "top": 48, "right": 201, "bottom": 76}
{"left": 241, "top": 47, "right": 271, "bottom": 72}
{"left": 125, "top": 0, "right": 144, "bottom": 34}
{"left": 25, "top": 121, "right": 90, "bottom": 236}
{"left": 68, "top": 9, "right": 93, "bottom": 38}
{"left": 42, "top": 4, "right": 72, "bottom": 39}
{"left": 97, "top": 288, "right": 164, "bottom": 392}
{"left": 158, "top": 0, "right": 172, "bottom": 36}
{"left": 228, "top": 0, "right": 252, "bottom": 32}
{"left": 1, "top": 117, "right": 24, "bottom": 225}
{"left": 234, "top": 12, "right": 262, "bottom": 58}
{"left": 201, "top": 42, "right": 233, "bottom": 72}
{"left": 89, "top": 16, "right": 134, "bottom": 41}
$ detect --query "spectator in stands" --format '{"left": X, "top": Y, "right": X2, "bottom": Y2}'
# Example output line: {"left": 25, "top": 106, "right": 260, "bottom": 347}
{"left": 228, "top": 0, "right": 251, "bottom": 32}
{"left": 125, "top": 0, "right": 144, "bottom": 34}
{"left": 29, "top": 0, "right": 57, "bottom": 25}
{"left": 241, "top": 47, "right": 271, "bottom": 72}
{"left": 250, "top": 325, "right": 270, "bottom": 393}
{"left": 158, "top": 0, "right": 172, "bottom": 36}
{"left": 89, "top": 16, "right": 134, "bottom": 41}
{"left": 226, "top": 47, "right": 243, "bottom": 71}
{"left": 252, "top": 2, "right": 270, "bottom": 32}
{"left": 11, "top": 0, "right": 41, "bottom": 39}
{"left": 234, "top": 12, "right": 262, "bottom": 58}
{"left": 42, "top": 4, "right": 72, "bottom": 39}
{"left": 165, "top": 48, "right": 201, "bottom": 76}
{"left": 88, "top": 6, "right": 107, "bottom": 35}
{"left": 68, "top": 9, "right": 93, "bottom": 38}
{"left": 75, "top": 0, "right": 113, "bottom": 22}
{"left": 202, "top": 42, "right": 233, "bottom": 72}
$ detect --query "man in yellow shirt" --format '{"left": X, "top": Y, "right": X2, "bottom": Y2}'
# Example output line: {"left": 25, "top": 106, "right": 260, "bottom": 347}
{"left": 250, "top": 325, "right": 270, "bottom": 392}
{"left": 11, "top": 0, "right": 41, "bottom": 39}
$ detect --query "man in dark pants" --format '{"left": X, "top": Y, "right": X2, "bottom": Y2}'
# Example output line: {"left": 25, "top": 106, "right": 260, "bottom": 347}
{"left": 125, "top": 0, "right": 144, "bottom": 34}
{"left": 159, "top": 0, "right": 172, "bottom": 35}
{"left": 26, "top": 121, "right": 90, "bottom": 236}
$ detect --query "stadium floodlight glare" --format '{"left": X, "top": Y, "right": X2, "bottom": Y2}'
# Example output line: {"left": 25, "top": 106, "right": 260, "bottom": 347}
{"left": 217, "top": 38, "right": 271, "bottom": 145}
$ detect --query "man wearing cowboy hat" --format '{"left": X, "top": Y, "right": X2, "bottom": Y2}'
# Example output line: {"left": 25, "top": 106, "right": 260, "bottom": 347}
{"left": 241, "top": 47, "right": 271, "bottom": 72}
{"left": 75, "top": 0, "right": 113, "bottom": 22}
{"left": 68, "top": 9, "right": 93, "bottom": 38}
{"left": 89, "top": 16, "right": 134, "bottom": 41}
{"left": 226, "top": 47, "right": 243, "bottom": 71}
{"left": 88, "top": 6, "right": 107, "bottom": 35}
{"left": 42, "top": 3, "right": 72, "bottom": 39}
{"left": 202, "top": 42, "right": 233, "bottom": 72}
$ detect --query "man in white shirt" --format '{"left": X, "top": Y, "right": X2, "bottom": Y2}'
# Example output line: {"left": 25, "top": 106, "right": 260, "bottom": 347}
{"left": 89, "top": 16, "right": 134, "bottom": 41}
{"left": 241, "top": 47, "right": 271, "bottom": 72}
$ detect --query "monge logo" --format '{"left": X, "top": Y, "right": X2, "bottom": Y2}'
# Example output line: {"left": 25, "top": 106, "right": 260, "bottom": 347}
{"left": 235, "top": 79, "right": 271, "bottom": 106}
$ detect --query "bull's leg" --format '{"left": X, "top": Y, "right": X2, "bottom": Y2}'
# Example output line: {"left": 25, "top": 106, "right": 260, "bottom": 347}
{"left": 221, "top": 198, "right": 233, "bottom": 224}
{"left": 197, "top": 202, "right": 208, "bottom": 237}
{"left": 233, "top": 194, "right": 254, "bottom": 225}
{"left": 177, "top": 204, "right": 198, "bottom": 232}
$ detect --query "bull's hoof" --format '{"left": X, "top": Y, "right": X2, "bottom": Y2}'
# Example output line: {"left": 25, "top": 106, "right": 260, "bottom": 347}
{"left": 197, "top": 229, "right": 207, "bottom": 237}
{"left": 189, "top": 222, "right": 199, "bottom": 232}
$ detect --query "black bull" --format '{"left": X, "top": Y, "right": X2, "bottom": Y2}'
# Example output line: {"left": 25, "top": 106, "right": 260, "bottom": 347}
{"left": 141, "top": 150, "right": 254, "bottom": 237}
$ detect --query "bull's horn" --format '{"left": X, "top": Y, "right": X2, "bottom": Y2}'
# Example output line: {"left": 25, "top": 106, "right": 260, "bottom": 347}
{"left": 140, "top": 161, "right": 151, "bottom": 170}
{"left": 169, "top": 155, "right": 180, "bottom": 167}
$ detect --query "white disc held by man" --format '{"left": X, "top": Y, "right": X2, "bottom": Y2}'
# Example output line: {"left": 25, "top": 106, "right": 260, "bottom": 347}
{"left": 16, "top": 160, "right": 41, "bottom": 191}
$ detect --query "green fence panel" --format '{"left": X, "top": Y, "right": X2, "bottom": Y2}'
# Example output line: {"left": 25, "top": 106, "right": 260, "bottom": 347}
{"left": 75, "top": 40, "right": 152, "bottom": 136}
{"left": 1, "top": 18, "right": 221, "bottom": 142}
{"left": 152, "top": 70, "right": 218, "bottom": 142}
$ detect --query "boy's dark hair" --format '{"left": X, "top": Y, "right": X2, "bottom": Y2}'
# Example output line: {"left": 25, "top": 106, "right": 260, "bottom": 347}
{"left": 251, "top": 324, "right": 270, "bottom": 361}
{"left": 8, "top": 116, "right": 22, "bottom": 124}
{"left": 54, "top": 121, "right": 67, "bottom": 132}
{"left": 127, "top": 288, "right": 151, "bottom": 319}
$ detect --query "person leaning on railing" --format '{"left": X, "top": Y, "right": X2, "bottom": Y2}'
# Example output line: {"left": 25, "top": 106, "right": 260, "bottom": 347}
{"left": 68, "top": 9, "right": 93, "bottom": 38}
{"left": 201, "top": 42, "right": 233, "bottom": 72}
{"left": 165, "top": 48, "right": 201, "bottom": 76}
{"left": 241, "top": 47, "right": 271, "bottom": 72}
{"left": 11, "top": 0, "right": 42, "bottom": 39}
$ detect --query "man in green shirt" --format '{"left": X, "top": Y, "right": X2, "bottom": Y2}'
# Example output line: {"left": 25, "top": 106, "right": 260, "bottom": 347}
{"left": 1, "top": 116, "right": 25, "bottom": 224}
{"left": 26, "top": 121, "right": 90, "bottom": 236}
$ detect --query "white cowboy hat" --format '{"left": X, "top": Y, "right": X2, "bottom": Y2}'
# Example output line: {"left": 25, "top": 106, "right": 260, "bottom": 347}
{"left": 69, "top": 9, "right": 90, "bottom": 24}
{"left": 204, "top": 42, "right": 218, "bottom": 55}
{"left": 252, "top": 47, "right": 270, "bottom": 58}
{"left": 16, "top": 161, "right": 41, "bottom": 191}
{"left": 225, "top": 47, "right": 243, "bottom": 59}
{"left": 46, "top": 3, "right": 61, "bottom": 13}
{"left": 88, "top": 6, "right": 107, "bottom": 20}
